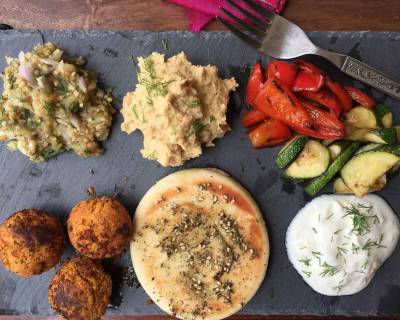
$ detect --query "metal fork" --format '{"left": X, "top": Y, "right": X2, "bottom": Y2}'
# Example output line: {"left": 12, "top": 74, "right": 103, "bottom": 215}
{"left": 219, "top": 0, "right": 400, "bottom": 100}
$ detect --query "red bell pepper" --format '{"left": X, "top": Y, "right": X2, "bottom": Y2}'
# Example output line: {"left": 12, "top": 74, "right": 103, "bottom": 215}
{"left": 301, "top": 99, "right": 345, "bottom": 132}
{"left": 296, "top": 60, "right": 324, "bottom": 75}
{"left": 242, "top": 110, "right": 268, "bottom": 127}
{"left": 246, "top": 61, "right": 264, "bottom": 107}
{"left": 248, "top": 118, "right": 292, "bottom": 148}
{"left": 325, "top": 78, "right": 353, "bottom": 112}
{"left": 253, "top": 79, "right": 314, "bottom": 131}
{"left": 344, "top": 86, "right": 376, "bottom": 109}
{"left": 299, "top": 88, "right": 343, "bottom": 117}
{"left": 266, "top": 61, "right": 297, "bottom": 87}
{"left": 292, "top": 69, "right": 324, "bottom": 92}
{"left": 296, "top": 126, "right": 345, "bottom": 139}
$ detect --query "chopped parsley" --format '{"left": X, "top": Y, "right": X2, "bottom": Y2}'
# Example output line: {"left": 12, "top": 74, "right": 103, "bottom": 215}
{"left": 192, "top": 120, "right": 205, "bottom": 134}
{"left": 44, "top": 102, "right": 54, "bottom": 115}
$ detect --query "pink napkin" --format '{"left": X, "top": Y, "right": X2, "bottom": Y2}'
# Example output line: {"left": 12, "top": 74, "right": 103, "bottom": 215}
{"left": 167, "top": 0, "right": 287, "bottom": 32}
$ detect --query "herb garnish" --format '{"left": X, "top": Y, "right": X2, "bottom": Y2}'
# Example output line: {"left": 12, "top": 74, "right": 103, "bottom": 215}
{"left": 299, "top": 258, "right": 311, "bottom": 266}
{"left": 161, "top": 38, "right": 168, "bottom": 50}
{"left": 44, "top": 102, "right": 54, "bottom": 115}
{"left": 187, "top": 99, "right": 201, "bottom": 108}
{"left": 58, "top": 79, "right": 69, "bottom": 93}
{"left": 7, "top": 74, "right": 16, "bottom": 89}
{"left": 343, "top": 203, "right": 379, "bottom": 236}
{"left": 320, "top": 262, "right": 339, "bottom": 277}
{"left": 312, "top": 251, "right": 323, "bottom": 265}
{"left": 131, "top": 104, "right": 139, "bottom": 120}
{"left": 145, "top": 151, "right": 158, "bottom": 160}
{"left": 43, "top": 148, "right": 62, "bottom": 160}
{"left": 302, "top": 271, "right": 312, "bottom": 278}
{"left": 192, "top": 120, "right": 205, "bottom": 134}
{"left": 362, "top": 234, "right": 386, "bottom": 251}
{"left": 351, "top": 243, "right": 360, "bottom": 254}
{"left": 336, "top": 246, "right": 348, "bottom": 258}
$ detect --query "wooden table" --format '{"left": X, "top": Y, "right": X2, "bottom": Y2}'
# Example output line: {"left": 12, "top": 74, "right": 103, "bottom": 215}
{"left": 0, "top": 0, "right": 399, "bottom": 319}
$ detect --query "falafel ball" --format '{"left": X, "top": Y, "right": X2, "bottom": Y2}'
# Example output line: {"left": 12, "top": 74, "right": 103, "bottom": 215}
{"left": 67, "top": 196, "right": 132, "bottom": 259}
{"left": 0, "top": 209, "right": 67, "bottom": 277}
{"left": 48, "top": 256, "right": 112, "bottom": 320}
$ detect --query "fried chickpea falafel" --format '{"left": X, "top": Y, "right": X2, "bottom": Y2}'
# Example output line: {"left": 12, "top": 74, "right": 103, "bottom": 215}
{"left": 67, "top": 196, "right": 132, "bottom": 259}
{"left": 48, "top": 256, "right": 112, "bottom": 320}
{"left": 0, "top": 209, "right": 66, "bottom": 277}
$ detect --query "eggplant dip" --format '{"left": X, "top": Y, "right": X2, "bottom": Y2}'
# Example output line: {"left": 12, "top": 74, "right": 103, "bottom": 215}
{"left": 121, "top": 52, "right": 238, "bottom": 167}
{"left": 0, "top": 43, "right": 114, "bottom": 162}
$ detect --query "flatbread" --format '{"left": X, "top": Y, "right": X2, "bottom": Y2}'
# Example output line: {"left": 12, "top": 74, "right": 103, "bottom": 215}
{"left": 131, "top": 168, "right": 269, "bottom": 320}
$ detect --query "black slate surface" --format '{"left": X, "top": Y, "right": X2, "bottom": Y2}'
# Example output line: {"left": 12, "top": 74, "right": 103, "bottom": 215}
{"left": 0, "top": 30, "right": 399, "bottom": 317}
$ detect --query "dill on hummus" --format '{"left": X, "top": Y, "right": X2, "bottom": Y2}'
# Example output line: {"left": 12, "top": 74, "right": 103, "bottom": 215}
{"left": 121, "top": 52, "right": 238, "bottom": 167}
{"left": 0, "top": 43, "right": 114, "bottom": 161}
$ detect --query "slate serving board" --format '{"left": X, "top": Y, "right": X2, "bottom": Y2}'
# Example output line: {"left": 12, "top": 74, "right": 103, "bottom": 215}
{"left": 0, "top": 30, "right": 399, "bottom": 317}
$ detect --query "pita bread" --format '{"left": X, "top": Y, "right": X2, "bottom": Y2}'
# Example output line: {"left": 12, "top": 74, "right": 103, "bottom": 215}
{"left": 131, "top": 168, "right": 269, "bottom": 320}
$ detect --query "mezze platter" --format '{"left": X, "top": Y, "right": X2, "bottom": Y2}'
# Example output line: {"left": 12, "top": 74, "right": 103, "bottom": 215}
{"left": 0, "top": 30, "right": 399, "bottom": 317}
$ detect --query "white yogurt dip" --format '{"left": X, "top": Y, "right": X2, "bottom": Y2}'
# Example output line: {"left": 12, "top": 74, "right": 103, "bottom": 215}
{"left": 286, "top": 194, "right": 399, "bottom": 296}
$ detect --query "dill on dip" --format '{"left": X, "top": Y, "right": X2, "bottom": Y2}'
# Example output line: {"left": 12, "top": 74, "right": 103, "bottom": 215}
{"left": 286, "top": 194, "right": 400, "bottom": 296}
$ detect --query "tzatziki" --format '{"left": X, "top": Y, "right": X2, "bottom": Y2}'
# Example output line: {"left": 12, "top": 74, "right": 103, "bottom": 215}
{"left": 286, "top": 194, "right": 399, "bottom": 296}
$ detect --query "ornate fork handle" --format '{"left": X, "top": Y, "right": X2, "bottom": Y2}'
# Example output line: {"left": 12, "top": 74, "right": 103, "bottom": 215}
{"left": 341, "top": 56, "right": 400, "bottom": 100}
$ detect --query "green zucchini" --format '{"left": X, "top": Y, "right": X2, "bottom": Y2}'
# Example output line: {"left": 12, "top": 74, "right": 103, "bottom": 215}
{"left": 275, "top": 135, "right": 308, "bottom": 169}
{"left": 285, "top": 140, "right": 330, "bottom": 180}
{"left": 345, "top": 106, "right": 378, "bottom": 129}
{"left": 328, "top": 140, "right": 351, "bottom": 160}
{"left": 305, "top": 141, "right": 360, "bottom": 196}
{"left": 363, "top": 127, "right": 398, "bottom": 144}
{"left": 333, "top": 175, "right": 386, "bottom": 194}
{"left": 346, "top": 125, "right": 371, "bottom": 141}
{"left": 354, "top": 143, "right": 382, "bottom": 155}
{"left": 340, "top": 147, "right": 400, "bottom": 197}
{"left": 322, "top": 139, "right": 337, "bottom": 147}
{"left": 373, "top": 104, "right": 393, "bottom": 128}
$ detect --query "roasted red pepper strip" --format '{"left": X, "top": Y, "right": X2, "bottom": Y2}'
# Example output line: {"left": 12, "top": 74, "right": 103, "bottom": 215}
{"left": 248, "top": 118, "right": 292, "bottom": 148}
{"left": 292, "top": 69, "right": 324, "bottom": 92}
{"left": 242, "top": 110, "right": 268, "bottom": 127}
{"left": 266, "top": 61, "right": 297, "bottom": 87}
{"left": 325, "top": 78, "right": 353, "bottom": 112}
{"left": 344, "top": 86, "right": 376, "bottom": 109}
{"left": 296, "top": 60, "right": 324, "bottom": 75}
{"left": 295, "top": 126, "right": 345, "bottom": 139}
{"left": 301, "top": 99, "right": 345, "bottom": 132}
{"left": 253, "top": 79, "right": 314, "bottom": 130}
{"left": 299, "top": 88, "right": 343, "bottom": 117}
{"left": 246, "top": 62, "right": 264, "bottom": 107}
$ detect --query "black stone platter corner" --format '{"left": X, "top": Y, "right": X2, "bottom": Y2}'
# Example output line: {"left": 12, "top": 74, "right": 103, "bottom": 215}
{"left": 0, "top": 30, "right": 399, "bottom": 317}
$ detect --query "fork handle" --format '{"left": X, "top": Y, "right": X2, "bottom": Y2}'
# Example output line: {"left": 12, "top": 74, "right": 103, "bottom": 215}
{"left": 340, "top": 56, "right": 400, "bottom": 100}
{"left": 317, "top": 49, "right": 400, "bottom": 100}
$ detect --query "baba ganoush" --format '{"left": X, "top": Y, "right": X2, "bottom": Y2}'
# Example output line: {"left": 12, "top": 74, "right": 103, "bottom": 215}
{"left": 0, "top": 43, "right": 114, "bottom": 161}
{"left": 121, "top": 52, "right": 238, "bottom": 167}
{"left": 286, "top": 194, "right": 400, "bottom": 296}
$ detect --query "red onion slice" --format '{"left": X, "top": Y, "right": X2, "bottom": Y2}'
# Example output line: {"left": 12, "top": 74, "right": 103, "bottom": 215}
{"left": 18, "top": 64, "right": 35, "bottom": 85}
{"left": 78, "top": 77, "right": 87, "bottom": 93}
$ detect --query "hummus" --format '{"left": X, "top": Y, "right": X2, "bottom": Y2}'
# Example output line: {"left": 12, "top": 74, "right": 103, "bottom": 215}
{"left": 121, "top": 52, "right": 237, "bottom": 167}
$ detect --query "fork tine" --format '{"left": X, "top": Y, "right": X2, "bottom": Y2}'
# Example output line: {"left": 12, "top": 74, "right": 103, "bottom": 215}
{"left": 226, "top": 0, "right": 270, "bottom": 30}
{"left": 220, "top": 7, "right": 266, "bottom": 38}
{"left": 241, "top": 0, "right": 275, "bottom": 20}
{"left": 217, "top": 17, "right": 262, "bottom": 49}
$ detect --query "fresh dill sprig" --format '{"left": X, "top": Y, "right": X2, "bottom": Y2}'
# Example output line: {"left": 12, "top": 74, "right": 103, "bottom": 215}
{"left": 312, "top": 227, "right": 318, "bottom": 234}
{"left": 131, "top": 104, "right": 139, "bottom": 120}
{"left": 320, "top": 262, "right": 339, "bottom": 277}
{"left": 302, "top": 271, "right": 312, "bottom": 278}
{"left": 145, "top": 151, "right": 158, "bottom": 160}
{"left": 351, "top": 243, "right": 360, "bottom": 254}
{"left": 343, "top": 203, "right": 379, "bottom": 236}
{"left": 362, "top": 234, "right": 386, "bottom": 251}
{"left": 336, "top": 246, "right": 348, "bottom": 258}
{"left": 187, "top": 99, "right": 201, "bottom": 108}
{"left": 192, "top": 120, "right": 205, "bottom": 134}
{"left": 161, "top": 38, "right": 168, "bottom": 50}
{"left": 298, "top": 258, "right": 311, "bottom": 266}
{"left": 312, "top": 251, "right": 323, "bottom": 265}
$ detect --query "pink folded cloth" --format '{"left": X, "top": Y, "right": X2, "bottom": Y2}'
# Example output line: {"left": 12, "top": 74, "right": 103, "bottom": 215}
{"left": 167, "top": 0, "right": 287, "bottom": 32}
